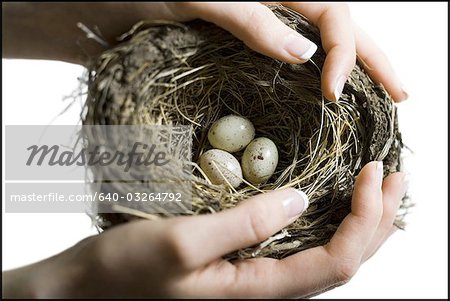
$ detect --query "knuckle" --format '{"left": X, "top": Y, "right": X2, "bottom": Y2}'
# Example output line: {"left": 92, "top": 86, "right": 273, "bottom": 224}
{"left": 88, "top": 237, "right": 118, "bottom": 273}
{"left": 242, "top": 5, "right": 273, "bottom": 39}
{"left": 360, "top": 48, "right": 388, "bottom": 68}
{"left": 338, "top": 46, "right": 357, "bottom": 66}
{"left": 334, "top": 258, "right": 360, "bottom": 284}
{"left": 246, "top": 206, "right": 271, "bottom": 242}
{"left": 90, "top": 225, "right": 145, "bottom": 271}
{"left": 163, "top": 221, "right": 194, "bottom": 269}
{"left": 246, "top": 5, "right": 266, "bottom": 25}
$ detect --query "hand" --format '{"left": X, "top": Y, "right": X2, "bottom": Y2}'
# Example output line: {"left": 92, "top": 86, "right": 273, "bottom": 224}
{"left": 2, "top": 161, "right": 407, "bottom": 298}
{"left": 163, "top": 2, "right": 409, "bottom": 102}
{"left": 3, "top": 2, "right": 408, "bottom": 102}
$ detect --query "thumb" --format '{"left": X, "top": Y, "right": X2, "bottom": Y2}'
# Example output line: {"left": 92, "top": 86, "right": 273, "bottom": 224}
{"left": 180, "top": 2, "right": 318, "bottom": 63}
{"left": 164, "top": 188, "right": 309, "bottom": 269}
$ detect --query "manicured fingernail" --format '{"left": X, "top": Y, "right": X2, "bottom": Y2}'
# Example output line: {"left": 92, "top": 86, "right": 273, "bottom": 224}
{"left": 333, "top": 75, "right": 347, "bottom": 101}
{"left": 298, "top": 43, "right": 318, "bottom": 61}
{"left": 398, "top": 85, "right": 409, "bottom": 102}
{"left": 284, "top": 34, "right": 318, "bottom": 62}
{"left": 376, "top": 161, "right": 384, "bottom": 187}
{"left": 282, "top": 189, "right": 309, "bottom": 218}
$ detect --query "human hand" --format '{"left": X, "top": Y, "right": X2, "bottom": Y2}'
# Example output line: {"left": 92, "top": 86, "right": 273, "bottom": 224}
{"left": 3, "top": 3, "right": 407, "bottom": 102}
{"left": 164, "top": 2, "right": 408, "bottom": 102}
{"left": 2, "top": 161, "right": 407, "bottom": 298}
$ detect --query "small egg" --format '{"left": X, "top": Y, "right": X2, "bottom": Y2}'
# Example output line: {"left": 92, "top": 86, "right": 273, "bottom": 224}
{"left": 208, "top": 115, "right": 255, "bottom": 153}
{"left": 199, "top": 149, "right": 243, "bottom": 188}
{"left": 242, "top": 137, "right": 278, "bottom": 185}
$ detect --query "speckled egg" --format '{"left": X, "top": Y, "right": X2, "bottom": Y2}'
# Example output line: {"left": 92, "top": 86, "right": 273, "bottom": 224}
{"left": 208, "top": 115, "right": 255, "bottom": 153}
{"left": 199, "top": 149, "right": 243, "bottom": 188}
{"left": 241, "top": 137, "right": 278, "bottom": 184}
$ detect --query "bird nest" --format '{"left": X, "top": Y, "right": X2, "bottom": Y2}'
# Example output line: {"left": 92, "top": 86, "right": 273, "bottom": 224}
{"left": 82, "top": 5, "right": 410, "bottom": 259}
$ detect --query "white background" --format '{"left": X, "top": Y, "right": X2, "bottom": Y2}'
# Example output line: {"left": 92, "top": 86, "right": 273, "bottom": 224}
{"left": 2, "top": 2, "right": 448, "bottom": 299}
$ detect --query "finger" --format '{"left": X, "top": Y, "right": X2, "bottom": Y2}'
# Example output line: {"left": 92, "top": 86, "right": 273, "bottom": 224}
{"left": 325, "top": 161, "right": 384, "bottom": 262}
{"left": 364, "top": 225, "right": 400, "bottom": 264}
{"left": 282, "top": 3, "right": 356, "bottom": 101}
{"left": 161, "top": 188, "right": 309, "bottom": 270}
{"left": 283, "top": 161, "right": 384, "bottom": 296}
{"left": 181, "top": 2, "right": 317, "bottom": 64}
{"left": 354, "top": 24, "right": 409, "bottom": 102}
{"left": 202, "top": 161, "right": 385, "bottom": 298}
{"left": 279, "top": 161, "right": 384, "bottom": 296}
{"left": 362, "top": 172, "right": 407, "bottom": 262}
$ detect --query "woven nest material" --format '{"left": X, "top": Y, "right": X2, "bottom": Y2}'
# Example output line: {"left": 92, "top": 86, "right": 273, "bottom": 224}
{"left": 83, "top": 5, "right": 410, "bottom": 260}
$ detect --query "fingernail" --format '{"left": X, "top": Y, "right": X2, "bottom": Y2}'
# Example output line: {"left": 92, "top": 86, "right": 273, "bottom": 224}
{"left": 376, "top": 161, "right": 384, "bottom": 187}
{"left": 284, "top": 34, "right": 318, "bottom": 62}
{"left": 333, "top": 75, "right": 347, "bottom": 101}
{"left": 398, "top": 85, "right": 409, "bottom": 102}
{"left": 282, "top": 189, "right": 309, "bottom": 218}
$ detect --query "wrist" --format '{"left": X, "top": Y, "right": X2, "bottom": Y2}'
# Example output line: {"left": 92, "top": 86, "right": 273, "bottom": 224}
{"left": 2, "top": 264, "right": 42, "bottom": 298}
{"left": 92, "top": 2, "right": 188, "bottom": 40}
{"left": 2, "top": 248, "right": 89, "bottom": 298}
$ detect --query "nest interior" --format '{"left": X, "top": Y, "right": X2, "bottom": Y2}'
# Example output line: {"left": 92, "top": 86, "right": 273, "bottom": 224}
{"left": 82, "top": 5, "right": 409, "bottom": 260}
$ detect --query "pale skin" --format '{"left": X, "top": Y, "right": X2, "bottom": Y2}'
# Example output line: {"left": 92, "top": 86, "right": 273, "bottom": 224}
{"left": 2, "top": 2, "right": 408, "bottom": 298}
